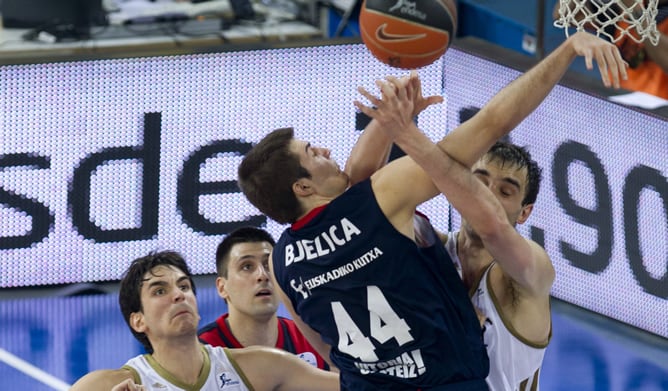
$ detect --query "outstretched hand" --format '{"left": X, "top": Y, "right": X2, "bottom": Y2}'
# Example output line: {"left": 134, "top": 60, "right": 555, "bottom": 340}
{"left": 354, "top": 74, "right": 415, "bottom": 141}
{"left": 407, "top": 71, "right": 444, "bottom": 118}
{"left": 569, "top": 31, "right": 628, "bottom": 88}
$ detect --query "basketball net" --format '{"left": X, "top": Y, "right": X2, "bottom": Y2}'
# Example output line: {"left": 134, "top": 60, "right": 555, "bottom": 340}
{"left": 554, "top": 0, "right": 661, "bottom": 45}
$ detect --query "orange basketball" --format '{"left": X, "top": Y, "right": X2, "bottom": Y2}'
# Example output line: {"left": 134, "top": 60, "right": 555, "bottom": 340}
{"left": 359, "top": 0, "right": 458, "bottom": 69}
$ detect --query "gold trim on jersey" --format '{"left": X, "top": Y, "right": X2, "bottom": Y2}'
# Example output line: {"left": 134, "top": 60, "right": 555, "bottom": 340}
{"left": 144, "top": 344, "right": 211, "bottom": 391}
{"left": 224, "top": 347, "right": 256, "bottom": 391}
{"left": 122, "top": 364, "right": 142, "bottom": 385}
{"left": 519, "top": 368, "right": 540, "bottom": 391}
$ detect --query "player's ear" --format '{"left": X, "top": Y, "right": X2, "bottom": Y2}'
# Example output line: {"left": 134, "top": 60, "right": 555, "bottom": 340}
{"left": 517, "top": 203, "right": 534, "bottom": 224}
{"left": 129, "top": 312, "right": 146, "bottom": 333}
{"left": 216, "top": 276, "right": 229, "bottom": 301}
{"left": 292, "top": 178, "right": 313, "bottom": 196}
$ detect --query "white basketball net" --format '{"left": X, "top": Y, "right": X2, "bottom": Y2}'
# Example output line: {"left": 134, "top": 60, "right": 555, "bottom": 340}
{"left": 554, "top": 0, "right": 660, "bottom": 45}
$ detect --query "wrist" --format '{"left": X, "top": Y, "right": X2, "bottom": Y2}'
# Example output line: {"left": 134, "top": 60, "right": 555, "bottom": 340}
{"left": 561, "top": 33, "right": 579, "bottom": 57}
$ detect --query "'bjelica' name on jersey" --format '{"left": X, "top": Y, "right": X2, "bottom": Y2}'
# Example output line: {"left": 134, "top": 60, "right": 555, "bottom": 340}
{"left": 284, "top": 217, "right": 361, "bottom": 265}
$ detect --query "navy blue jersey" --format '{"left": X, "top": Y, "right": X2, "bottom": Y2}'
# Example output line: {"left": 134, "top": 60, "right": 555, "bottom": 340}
{"left": 272, "top": 179, "right": 489, "bottom": 390}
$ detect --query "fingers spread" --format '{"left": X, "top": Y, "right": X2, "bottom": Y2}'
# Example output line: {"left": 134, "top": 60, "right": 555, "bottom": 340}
{"left": 353, "top": 100, "right": 375, "bottom": 118}
{"left": 357, "top": 86, "right": 379, "bottom": 106}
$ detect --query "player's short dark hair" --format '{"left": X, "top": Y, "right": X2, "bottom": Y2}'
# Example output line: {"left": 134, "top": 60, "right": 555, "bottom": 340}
{"left": 484, "top": 142, "right": 542, "bottom": 206}
{"left": 118, "top": 251, "right": 196, "bottom": 353}
{"left": 238, "top": 127, "right": 311, "bottom": 224}
{"left": 216, "top": 227, "right": 275, "bottom": 277}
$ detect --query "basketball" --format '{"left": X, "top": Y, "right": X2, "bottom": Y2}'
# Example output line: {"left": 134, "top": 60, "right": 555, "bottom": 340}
{"left": 359, "top": 0, "right": 458, "bottom": 69}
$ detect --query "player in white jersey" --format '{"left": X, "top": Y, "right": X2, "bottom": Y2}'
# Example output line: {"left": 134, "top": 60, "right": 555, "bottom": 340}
{"left": 437, "top": 141, "right": 552, "bottom": 391}
{"left": 70, "top": 251, "right": 338, "bottom": 391}
{"left": 445, "top": 232, "right": 549, "bottom": 391}
{"left": 120, "top": 344, "right": 286, "bottom": 391}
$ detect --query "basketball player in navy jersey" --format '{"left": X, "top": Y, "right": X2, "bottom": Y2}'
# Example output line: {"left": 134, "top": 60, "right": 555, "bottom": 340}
{"left": 347, "top": 32, "right": 626, "bottom": 391}
{"left": 237, "top": 32, "right": 626, "bottom": 390}
{"left": 198, "top": 226, "right": 329, "bottom": 370}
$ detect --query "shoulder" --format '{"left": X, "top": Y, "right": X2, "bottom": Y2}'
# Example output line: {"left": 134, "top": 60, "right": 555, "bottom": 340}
{"left": 228, "top": 346, "right": 336, "bottom": 390}
{"left": 226, "top": 346, "right": 292, "bottom": 371}
{"left": 70, "top": 368, "right": 135, "bottom": 390}
{"left": 203, "top": 344, "right": 230, "bottom": 358}
{"left": 277, "top": 316, "right": 298, "bottom": 329}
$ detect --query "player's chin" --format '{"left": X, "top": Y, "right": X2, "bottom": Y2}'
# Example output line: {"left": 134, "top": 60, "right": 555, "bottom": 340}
{"left": 173, "top": 320, "right": 199, "bottom": 335}
{"left": 254, "top": 303, "right": 280, "bottom": 316}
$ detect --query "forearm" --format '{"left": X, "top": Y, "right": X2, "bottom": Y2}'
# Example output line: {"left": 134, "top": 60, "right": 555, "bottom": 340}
{"left": 393, "top": 123, "right": 507, "bottom": 233}
{"left": 436, "top": 36, "right": 579, "bottom": 168}
{"left": 392, "top": 122, "right": 454, "bottom": 178}
{"left": 344, "top": 119, "right": 393, "bottom": 186}
{"left": 396, "top": 122, "right": 552, "bottom": 293}
{"left": 274, "top": 277, "right": 336, "bottom": 369}
{"left": 481, "top": 36, "right": 577, "bottom": 129}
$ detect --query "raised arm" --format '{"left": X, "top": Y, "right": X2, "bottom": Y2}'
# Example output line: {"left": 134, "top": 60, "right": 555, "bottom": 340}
{"left": 349, "top": 31, "right": 626, "bottom": 191}
{"left": 436, "top": 31, "right": 626, "bottom": 169}
{"left": 344, "top": 75, "right": 443, "bottom": 186}
{"left": 344, "top": 119, "right": 393, "bottom": 186}
{"left": 357, "top": 77, "right": 553, "bottom": 295}
{"left": 355, "top": 32, "right": 626, "bottom": 238}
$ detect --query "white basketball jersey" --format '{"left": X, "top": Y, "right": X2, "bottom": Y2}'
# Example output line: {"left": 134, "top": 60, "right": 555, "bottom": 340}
{"left": 122, "top": 344, "right": 252, "bottom": 390}
{"left": 445, "top": 232, "right": 550, "bottom": 391}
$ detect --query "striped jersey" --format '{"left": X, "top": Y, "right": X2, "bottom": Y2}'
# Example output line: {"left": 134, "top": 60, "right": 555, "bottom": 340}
{"left": 198, "top": 313, "right": 328, "bottom": 369}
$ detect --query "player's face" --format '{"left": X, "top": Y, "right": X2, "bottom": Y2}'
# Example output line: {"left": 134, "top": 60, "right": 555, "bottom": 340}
{"left": 134, "top": 265, "right": 200, "bottom": 341}
{"left": 218, "top": 241, "right": 278, "bottom": 320}
{"left": 290, "top": 138, "right": 349, "bottom": 197}
{"left": 464, "top": 159, "right": 533, "bottom": 236}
